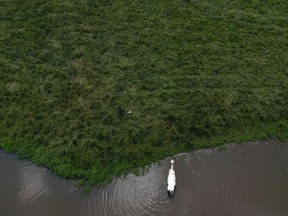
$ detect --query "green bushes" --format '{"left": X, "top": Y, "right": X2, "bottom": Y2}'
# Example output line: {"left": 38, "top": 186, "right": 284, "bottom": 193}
{"left": 1, "top": 0, "right": 288, "bottom": 183}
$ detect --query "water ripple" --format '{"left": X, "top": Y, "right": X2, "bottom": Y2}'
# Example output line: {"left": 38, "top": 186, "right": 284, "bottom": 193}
{"left": 18, "top": 162, "right": 49, "bottom": 205}
{"left": 87, "top": 141, "right": 288, "bottom": 216}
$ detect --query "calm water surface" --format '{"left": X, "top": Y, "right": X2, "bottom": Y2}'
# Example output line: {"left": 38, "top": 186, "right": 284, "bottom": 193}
{"left": 1, "top": 140, "right": 288, "bottom": 216}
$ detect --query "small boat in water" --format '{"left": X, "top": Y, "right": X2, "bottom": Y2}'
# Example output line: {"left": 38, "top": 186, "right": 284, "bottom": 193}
{"left": 167, "top": 159, "right": 176, "bottom": 197}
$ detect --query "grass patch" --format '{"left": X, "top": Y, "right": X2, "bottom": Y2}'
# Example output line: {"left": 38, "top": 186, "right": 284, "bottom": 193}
{"left": 1, "top": 0, "right": 288, "bottom": 183}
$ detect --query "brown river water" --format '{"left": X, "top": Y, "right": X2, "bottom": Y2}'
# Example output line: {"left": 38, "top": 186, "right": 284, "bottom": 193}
{"left": 1, "top": 140, "right": 288, "bottom": 216}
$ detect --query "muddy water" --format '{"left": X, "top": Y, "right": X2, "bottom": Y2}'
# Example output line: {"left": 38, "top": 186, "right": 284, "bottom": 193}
{"left": 1, "top": 140, "right": 288, "bottom": 216}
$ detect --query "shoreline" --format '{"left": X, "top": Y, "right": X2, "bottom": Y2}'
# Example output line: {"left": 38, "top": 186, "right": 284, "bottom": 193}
{"left": 1, "top": 120, "right": 287, "bottom": 184}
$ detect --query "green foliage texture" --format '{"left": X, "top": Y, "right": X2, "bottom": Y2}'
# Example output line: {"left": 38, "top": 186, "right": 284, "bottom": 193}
{"left": 1, "top": 0, "right": 288, "bottom": 183}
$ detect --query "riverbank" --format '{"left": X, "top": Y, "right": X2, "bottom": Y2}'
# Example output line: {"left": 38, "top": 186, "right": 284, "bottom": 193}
{"left": 1, "top": 122, "right": 287, "bottom": 183}
{"left": 1, "top": 0, "right": 288, "bottom": 183}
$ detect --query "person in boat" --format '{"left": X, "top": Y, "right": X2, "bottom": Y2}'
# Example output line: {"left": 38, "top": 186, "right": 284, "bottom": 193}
{"left": 167, "top": 159, "right": 176, "bottom": 197}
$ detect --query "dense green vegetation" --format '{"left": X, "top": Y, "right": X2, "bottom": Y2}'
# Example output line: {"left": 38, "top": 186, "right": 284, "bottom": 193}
{"left": 1, "top": 0, "right": 288, "bottom": 183}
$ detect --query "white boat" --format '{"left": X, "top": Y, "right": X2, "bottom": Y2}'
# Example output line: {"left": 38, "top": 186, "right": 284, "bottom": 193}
{"left": 167, "top": 159, "right": 176, "bottom": 197}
